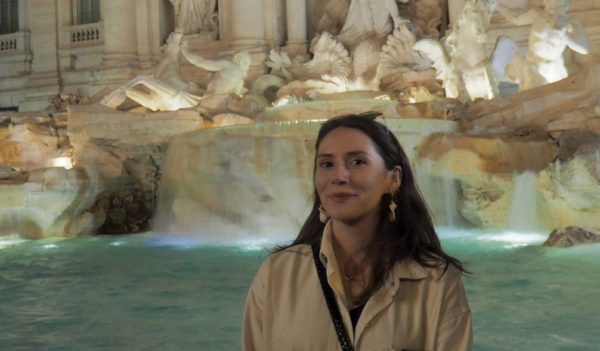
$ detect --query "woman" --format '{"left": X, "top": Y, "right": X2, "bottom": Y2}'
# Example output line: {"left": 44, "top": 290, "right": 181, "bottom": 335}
{"left": 243, "top": 113, "right": 472, "bottom": 351}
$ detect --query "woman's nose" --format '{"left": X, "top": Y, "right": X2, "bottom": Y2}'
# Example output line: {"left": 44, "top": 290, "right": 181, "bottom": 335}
{"left": 332, "top": 165, "right": 349, "bottom": 184}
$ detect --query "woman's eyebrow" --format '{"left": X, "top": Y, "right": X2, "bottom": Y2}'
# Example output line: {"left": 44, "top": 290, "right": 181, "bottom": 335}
{"left": 345, "top": 151, "right": 368, "bottom": 157}
{"left": 316, "top": 151, "right": 369, "bottom": 158}
{"left": 316, "top": 153, "right": 333, "bottom": 159}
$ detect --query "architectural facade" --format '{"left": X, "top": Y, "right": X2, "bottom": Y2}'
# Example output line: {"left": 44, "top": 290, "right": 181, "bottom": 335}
{"left": 0, "top": 0, "right": 598, "bottom": 111}
{"left": 0, "top": 0, "right": 310, "bottom": 111}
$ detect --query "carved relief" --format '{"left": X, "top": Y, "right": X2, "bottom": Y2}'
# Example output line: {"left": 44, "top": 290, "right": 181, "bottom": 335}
{"left": 169, "top": 0, "right": 219, "bottom": 37}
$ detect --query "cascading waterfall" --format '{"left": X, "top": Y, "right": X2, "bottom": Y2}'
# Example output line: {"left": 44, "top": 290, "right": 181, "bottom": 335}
{"left": 507, "top": 171, "right": 539, "bottom": 233}
{"left": 154, "top": 118, "right": 459, "bottom": 241}
{"left": 413, "top": 159, "right": 461, "bottom": 228}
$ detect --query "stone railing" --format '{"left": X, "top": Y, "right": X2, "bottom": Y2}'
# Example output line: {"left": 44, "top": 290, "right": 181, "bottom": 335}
{"left": 0, "top": 32, "right": 29, "bottom": 55}
{"left": 60, "top": 22, "right": 104, "bottom": 48}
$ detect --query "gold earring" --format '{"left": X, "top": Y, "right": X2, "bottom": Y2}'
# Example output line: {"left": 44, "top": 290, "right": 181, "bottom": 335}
{"left": 388, "top": 193, "right": 397, "bottom": 223}
{"left": 319, "top": 205, "right": 329, "bottom": 223}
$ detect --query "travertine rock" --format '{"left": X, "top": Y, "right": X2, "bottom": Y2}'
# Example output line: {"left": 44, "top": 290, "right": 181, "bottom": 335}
{"left": 207, "top": 113, "right": 254, "bottom": 128}
{"left": 0, "top": 167, "right": 104, "bottom": 239}
{"left": 0, "top": 113, "right": 68, "bottom": 171}
{"left": 67, "top": 104, "right": 205, "bottom": 233}
{"left": 417, "top": 133, "right": 559, "bottom": 228}
{"left": 457, "top": 64, "right": 600, "bottom": 135}
{"left": 538, "top": 133, "right": 600, "bottom": 230}
{"left": 543, "top": 226, "right": 600, "bottom": 247}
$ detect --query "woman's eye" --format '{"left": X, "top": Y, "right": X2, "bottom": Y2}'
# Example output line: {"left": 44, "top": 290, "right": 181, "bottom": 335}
{"left": 319, "top": 161, "right": 333, "bottom": 168}
{"left": 350, "top": 159, "right": 366, "bottom": 166}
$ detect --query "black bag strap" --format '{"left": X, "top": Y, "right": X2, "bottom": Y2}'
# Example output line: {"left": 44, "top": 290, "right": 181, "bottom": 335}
{"left": 311, "top": 243, "right": 354, "bottom": 351}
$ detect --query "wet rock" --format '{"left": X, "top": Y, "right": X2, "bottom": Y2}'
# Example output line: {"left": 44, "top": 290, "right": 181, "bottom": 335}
{"left": 207, "top": 113, "right": 254, "bottom": 128}
{"left": 0, "top": 166, "right": 104, "bottom": 238}
{"left": 543, "top": 226, "right": 600, "bottom": 247}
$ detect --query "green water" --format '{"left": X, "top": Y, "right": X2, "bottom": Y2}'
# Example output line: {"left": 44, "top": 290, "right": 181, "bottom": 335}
{"left": 0, "top": 232, "right": 599, "bottom": 351}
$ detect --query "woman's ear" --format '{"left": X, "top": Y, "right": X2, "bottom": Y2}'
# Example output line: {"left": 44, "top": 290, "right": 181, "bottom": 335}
{"left": 389, "top": 166, "right": 402, "bottom": 192}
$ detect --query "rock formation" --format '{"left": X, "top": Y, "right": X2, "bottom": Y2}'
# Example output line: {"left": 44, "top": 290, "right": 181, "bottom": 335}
{"left": 543, "top": 226, "right": 600, "bottom": 247}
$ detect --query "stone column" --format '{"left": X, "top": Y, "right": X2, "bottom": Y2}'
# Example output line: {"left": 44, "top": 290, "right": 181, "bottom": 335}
{"left": 20, "top": 1, "right": 59, "bottom": 111}
{"left": 285, "top": 0, "right": 307, "bottom": 56}
{"left": 135, "top": 0, "right": 161, "bottom": 70}
{"left": 222, "top": 0, "right": 268, "bottom": 80}
{"left": 227, "top": 0, "right": 266, "bottom": 50}
{"left": 101, "top": 0, "right": 138, "bottom": 65}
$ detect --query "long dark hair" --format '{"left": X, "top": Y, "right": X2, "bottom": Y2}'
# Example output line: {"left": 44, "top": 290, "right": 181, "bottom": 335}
{"left": 276, "top": 112, "right": 467, "bottom": 300}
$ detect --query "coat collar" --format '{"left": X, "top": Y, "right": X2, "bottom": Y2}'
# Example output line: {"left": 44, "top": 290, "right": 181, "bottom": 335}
{"left": 319, "top": 220, "right": 429, "bottom": 282}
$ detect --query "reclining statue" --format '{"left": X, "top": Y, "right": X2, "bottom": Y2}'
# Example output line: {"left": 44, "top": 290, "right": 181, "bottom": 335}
{"left": 101, "top": 31, "right": 251, "bottom": 112}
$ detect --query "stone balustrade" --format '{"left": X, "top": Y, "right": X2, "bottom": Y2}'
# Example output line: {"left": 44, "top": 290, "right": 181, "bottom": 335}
{"left": 60, "top": 22, "right": 104, "bottom": 48}
{"left": 0, "top": 32, "right": 29, "bottom": 55}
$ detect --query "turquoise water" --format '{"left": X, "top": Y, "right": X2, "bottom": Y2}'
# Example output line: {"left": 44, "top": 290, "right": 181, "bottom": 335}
{"left": 1, "top": 232, "right": 599, "bottom": 351}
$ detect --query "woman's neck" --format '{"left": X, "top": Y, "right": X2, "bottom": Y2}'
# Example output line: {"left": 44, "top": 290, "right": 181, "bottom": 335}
{"left": 331, "top": 217, "right": 379, "bottom": 307}
{"left": 330, "top": 216, "right": 378, "bottom": 267}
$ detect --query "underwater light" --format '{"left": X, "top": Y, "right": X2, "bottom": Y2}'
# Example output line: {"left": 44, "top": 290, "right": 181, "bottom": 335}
{"left": 42, "top": 243, "right": 59, "bottom": 249}
{"left": 0, "top": 234, "right": 26, "bottom": 249}
{"left": 52, "top": 156, "right": 73, "bottom": 169}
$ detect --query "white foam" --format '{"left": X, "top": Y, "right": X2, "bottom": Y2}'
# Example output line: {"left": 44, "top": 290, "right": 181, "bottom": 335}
{"left": 477, "top": 230, "right": 547, "bottom": 248}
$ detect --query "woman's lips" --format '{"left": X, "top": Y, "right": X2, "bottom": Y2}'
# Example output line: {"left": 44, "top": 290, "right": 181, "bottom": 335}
{"left": 328, "top": 193, "right": 356, "bottom": 203}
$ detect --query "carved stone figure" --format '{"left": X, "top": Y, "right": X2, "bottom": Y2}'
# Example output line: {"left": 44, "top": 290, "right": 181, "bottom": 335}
{"left": 337, "top": 0, "right": 409, "bottom": 47}
{"left": 101, "top": 32, "right": 203, "bottom": 111}
{"left": 181, "top": 45, "right": 251, "bottom": 96}
{"left": 316, "top": 0, "right": 351, "bottom": 36}
{"left": 101, "top": 31, "right": 250, "bottom": 111}
{"left": 267, "top": 32, "right": 351, "bottom": 82}
{"left": 397, "top": 0, "right": 444, "bottom": 38}
{"left": 414, "top": 0, "right": 499, "bottom": 101}
{"left": 376, "top": 23, "right": 439, "bottom": 99}
{"left": 170, "top": 0, "right": 218, "bottom": 36}
{"left": 496, "top": 0, "right": 589, "bottom": 90}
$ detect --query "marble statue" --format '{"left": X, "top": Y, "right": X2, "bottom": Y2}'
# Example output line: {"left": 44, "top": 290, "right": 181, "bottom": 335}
{"left": 181, "top": 45, "right": 251, "bottom": 96}
{"left": 317, "top": 0, "right": 350, "bottom": 36}
{"left": 400, "top": 0, "right": 444, "bottom": 38}
{"left": 267, "top": 32, "right": 351, "bottom": 82}
{"left": 169, "top": 0, "right": 218, "bottom": 36}
{"left": 496, "top": 0, "right": 589, "bottom": 90}
{"left": 376, "top": 22, "right": 438, "bottom": 99}
{"left": 414, "top": 0, "right": 499, "bottom": 101}
{"left": 101, "top": 32, "right": 203, "bottom": 111}
{"left": 101, "top": 31, "right": 250, "bottom": 111}
{"left": 337, "top": 0, "right": 409, "bottom": 47}
{"left": 413, "top": 38, "right": 462, "bottom": 99}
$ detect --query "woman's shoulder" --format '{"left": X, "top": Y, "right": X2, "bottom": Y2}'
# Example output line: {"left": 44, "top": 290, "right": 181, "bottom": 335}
{"left": 251, "top": 244, "right": 313, "bottom": 287}
{"left": 399, "top": 255, "right": 464, "bottom": 282}
{"left": 258, "top": 244, "right": 313, "bottom": 272}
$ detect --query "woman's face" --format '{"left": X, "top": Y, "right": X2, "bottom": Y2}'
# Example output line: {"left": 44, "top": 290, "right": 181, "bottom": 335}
{"left": 315, "top": 127, "right": 400, "bottom": 225}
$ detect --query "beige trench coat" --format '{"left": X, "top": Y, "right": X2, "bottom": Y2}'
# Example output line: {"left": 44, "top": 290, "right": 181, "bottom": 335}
{"left": 242, "top": 222, "right": 472, "bottom": 351}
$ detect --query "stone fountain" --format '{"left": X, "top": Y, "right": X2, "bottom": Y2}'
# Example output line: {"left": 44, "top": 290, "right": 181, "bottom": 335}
{"left": 0, "top": 0, "right": 599, "bottom": 243}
